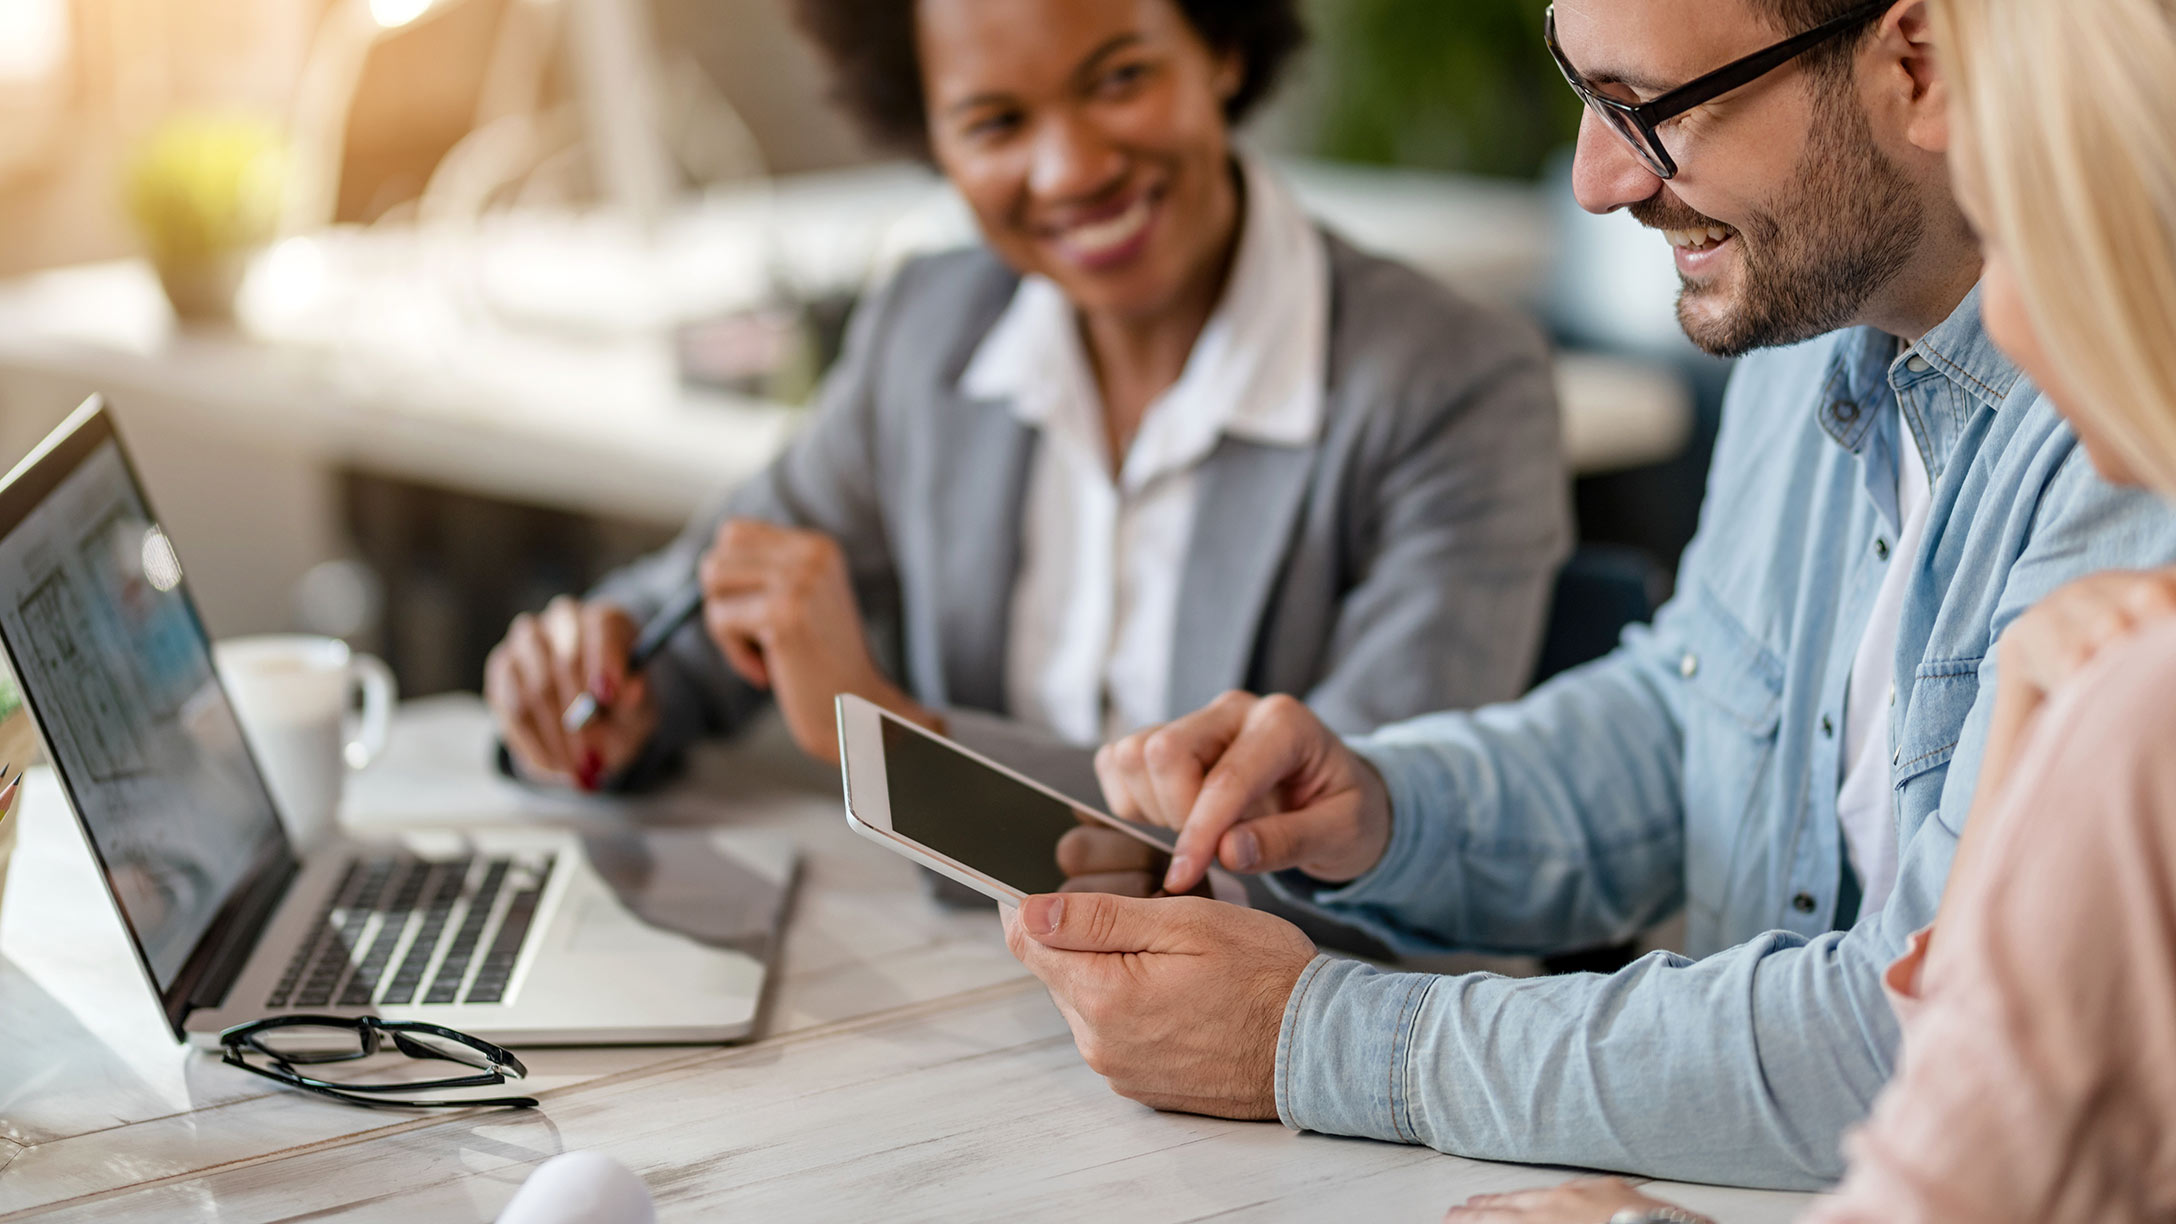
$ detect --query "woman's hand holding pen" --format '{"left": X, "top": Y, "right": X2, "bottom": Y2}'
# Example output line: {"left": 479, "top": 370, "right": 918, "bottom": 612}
{"left": 698, "top": 520, "right": 939, "bottom": 763}
{"left": 486, "top": 598, "right": 659, "bottom": 791}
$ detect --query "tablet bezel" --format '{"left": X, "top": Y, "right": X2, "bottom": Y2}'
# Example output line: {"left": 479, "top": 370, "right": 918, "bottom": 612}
{"left": 834, "top": 693, "right": 1172, "bottom": 905}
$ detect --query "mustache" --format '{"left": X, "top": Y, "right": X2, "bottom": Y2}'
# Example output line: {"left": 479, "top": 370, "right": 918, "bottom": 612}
{"left": 1630, "top": 195, "right": 1731, "bottom": 233}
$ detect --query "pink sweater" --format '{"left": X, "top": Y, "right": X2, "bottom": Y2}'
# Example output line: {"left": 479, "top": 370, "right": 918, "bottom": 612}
{"left": 1806, "top": 617, "right": 2176, "bottom": 1223}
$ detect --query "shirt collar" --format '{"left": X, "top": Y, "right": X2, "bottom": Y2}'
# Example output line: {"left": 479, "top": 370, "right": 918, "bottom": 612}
{"left": 1909, "top": 283, "right": 2024, "bottom": 414}
{"left": 960, "top": 153, "right": 1329, "bottom": 485}
{"left": 1815, "top": 283, "right": 2025, "bottom": 481}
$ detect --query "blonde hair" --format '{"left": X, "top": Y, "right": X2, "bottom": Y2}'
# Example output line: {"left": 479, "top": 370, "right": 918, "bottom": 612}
{"left": 1933, "top": 0, "right": 2176, "bottom": 496}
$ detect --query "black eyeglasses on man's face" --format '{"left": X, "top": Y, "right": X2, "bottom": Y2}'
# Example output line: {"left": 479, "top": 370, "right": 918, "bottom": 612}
{"left": 220, "top": 1014, "right": 538, "bottom": 1109}
{"left": 1545, "top": 1, "right": 1891, "bottom": 180}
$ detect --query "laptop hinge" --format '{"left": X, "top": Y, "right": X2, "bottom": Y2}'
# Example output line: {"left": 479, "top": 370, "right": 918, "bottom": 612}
{"left": 184, "top": 854, "right": 300, "bottom": 1020}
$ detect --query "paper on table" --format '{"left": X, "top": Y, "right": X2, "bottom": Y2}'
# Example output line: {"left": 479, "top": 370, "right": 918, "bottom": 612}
{"left": 496, "top": 1152, "right": 656, "bottom": 1224}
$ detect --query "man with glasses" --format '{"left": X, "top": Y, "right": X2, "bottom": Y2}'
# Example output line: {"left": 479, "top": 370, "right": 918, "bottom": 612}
{"left": 998, "top": 0, "right": 2176, "bottom": 1190}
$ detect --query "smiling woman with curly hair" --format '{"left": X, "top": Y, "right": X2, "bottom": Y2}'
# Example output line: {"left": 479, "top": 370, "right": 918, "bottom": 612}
{"left": 483, "top": 0, "right": 1569, "bottom": 849}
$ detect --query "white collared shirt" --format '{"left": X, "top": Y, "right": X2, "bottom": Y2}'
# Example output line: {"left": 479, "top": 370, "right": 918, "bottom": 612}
{"left": 961, "top": 156, "right": 1329, "bottom": 745}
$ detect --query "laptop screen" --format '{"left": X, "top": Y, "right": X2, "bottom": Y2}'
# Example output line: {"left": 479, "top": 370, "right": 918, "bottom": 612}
{"left": 0, "top": 406, "right": 289, "bottom": 1002}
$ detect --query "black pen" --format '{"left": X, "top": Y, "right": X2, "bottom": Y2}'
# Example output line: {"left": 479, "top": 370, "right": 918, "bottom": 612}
{"left": 560, "top": 582, "right": 705, "bottom": 733}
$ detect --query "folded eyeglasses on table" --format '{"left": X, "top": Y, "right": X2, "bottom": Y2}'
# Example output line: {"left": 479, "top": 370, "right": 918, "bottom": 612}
{"left": 219, "top": 1013, "right": 538, "bottom": 1109}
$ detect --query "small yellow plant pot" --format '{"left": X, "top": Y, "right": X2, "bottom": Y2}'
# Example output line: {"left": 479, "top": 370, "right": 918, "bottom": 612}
{"left": 125, "top": 114, "right": 285, "bottom": 324}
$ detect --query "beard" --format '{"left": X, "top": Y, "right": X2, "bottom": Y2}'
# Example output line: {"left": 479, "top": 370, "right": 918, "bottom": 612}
{"left": 1635, "top": 93, "right": 1925, "bottom": 358}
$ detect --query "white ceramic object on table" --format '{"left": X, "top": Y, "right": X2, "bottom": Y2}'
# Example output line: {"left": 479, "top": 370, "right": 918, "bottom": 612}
{"left": 214, "top": 634, "right": 395, "bottom": 851}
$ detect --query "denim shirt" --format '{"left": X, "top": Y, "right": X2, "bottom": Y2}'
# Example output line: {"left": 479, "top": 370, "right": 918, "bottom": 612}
{"left": 1270, "top": 289, "right": 2176, "bottom": 1189}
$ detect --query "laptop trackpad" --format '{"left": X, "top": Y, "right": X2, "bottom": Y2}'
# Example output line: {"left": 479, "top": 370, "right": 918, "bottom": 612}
{"left": 570, "top": 830, "right": 793, "bottom": 958}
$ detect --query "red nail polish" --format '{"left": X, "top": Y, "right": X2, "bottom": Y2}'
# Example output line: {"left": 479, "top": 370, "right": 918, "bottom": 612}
{"left": 577, "top": 762, "right": 600, "bottom": 792}
{"left": 594, "top": 671, "right": 619, "bottom": 704}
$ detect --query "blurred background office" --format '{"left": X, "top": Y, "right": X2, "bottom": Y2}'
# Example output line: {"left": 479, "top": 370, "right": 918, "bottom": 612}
{"left": 0, "top": 0, "right": 1716, "bottom": 700}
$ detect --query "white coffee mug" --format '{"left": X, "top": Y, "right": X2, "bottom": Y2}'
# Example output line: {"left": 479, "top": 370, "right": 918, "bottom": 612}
{"left": 214, "top": 635, "right": 395, "bottom": 850}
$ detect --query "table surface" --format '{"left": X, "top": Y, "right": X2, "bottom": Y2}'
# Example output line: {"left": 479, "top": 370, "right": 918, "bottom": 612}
{"left": 0, "top": 697, "right": 1809, "bottom": 1223}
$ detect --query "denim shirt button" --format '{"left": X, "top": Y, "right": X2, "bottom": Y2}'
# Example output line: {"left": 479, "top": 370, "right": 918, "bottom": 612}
{"left": 1875, "top": 537, "right": 1891, "bottom": 561}
{"left": 1679, "top": 652, "right": 1699, "bottom": 679}
{"left": 1792, "top": 892, "right": 1818, "bottom": 914}
{"left": 1907, "top": 355, "right": 1933, "bottom": 374}
{"left": 1834, "top": 400, "right": 1860, "bottom": 423}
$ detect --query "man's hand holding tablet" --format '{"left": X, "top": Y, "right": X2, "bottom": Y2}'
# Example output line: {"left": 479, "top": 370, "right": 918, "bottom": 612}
{"left": 837, "top": 694, "right": 1350, "bottom": 1122}
{"left": 999, "top": 890, "right": 1313, "bottom": 1120}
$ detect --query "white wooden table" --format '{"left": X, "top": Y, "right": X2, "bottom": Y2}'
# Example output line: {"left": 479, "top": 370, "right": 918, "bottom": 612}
{"left": 0, "top": 698, "right": 1808, "bottom": 1223}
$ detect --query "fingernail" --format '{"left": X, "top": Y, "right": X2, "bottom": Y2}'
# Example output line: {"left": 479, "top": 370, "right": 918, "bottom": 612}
{"left": 1025, "top": 894, "right": 1064, "bottom": 936}
{"left": 576, "top": 764, "right": 600, "bottom": 793}
{"left": 582, "top": 749, "right": 602, "bottom": 777}
{"left": 1228, "top": 828, "right": 1260, "bottom": 872}
{"left": 1163, "top": 854, "right": 1194, "bottom": 892}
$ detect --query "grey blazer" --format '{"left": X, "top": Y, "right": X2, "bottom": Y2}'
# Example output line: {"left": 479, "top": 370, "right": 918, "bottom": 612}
{"left": 595, "top": 231, "right": 1572, "bottom": 802}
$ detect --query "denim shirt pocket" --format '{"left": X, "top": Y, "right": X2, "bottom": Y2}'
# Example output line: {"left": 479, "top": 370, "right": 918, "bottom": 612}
{"left": 1893, "top": 658, "right": 1983, "bottom": 829}
{"left": 1672, "top": 585, "right": 1786, "bottom": 922}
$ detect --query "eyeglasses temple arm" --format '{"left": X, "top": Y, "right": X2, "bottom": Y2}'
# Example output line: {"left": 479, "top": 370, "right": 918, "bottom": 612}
{"left": 1643, "top": 0, "right": 1892, "bottom": 122}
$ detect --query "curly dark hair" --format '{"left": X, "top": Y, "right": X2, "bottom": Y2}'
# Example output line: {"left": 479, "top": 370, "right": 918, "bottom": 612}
{"left": 791, "top": 0, "right": 1307, "bottom": 157}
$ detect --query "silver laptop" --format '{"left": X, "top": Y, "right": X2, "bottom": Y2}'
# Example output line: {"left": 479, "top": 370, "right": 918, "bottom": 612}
{"left": 0, "top": 397, "right": 795, "bottom": 1047}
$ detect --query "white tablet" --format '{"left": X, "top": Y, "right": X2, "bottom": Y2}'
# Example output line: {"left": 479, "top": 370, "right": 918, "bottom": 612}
{"left": 834, "top": 694, "right": 1175, "bottom": 904}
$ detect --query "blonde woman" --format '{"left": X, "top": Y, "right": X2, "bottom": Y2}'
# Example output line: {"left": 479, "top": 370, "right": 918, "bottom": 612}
{"left": 1446, "top": 0, "right": 2176, "bottom": 1220}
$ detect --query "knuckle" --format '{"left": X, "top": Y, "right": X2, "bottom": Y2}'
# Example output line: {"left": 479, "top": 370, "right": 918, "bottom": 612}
{"left": 1074, "top": 987, "right": 1117, "bottom": 1033}
{"left": 1082, "top": 895, "right": 1121, "bottom": 946}
{"left": 1110, "top": 734, "right": 1146, "bottom": 772}
{"left": 705, "top": 609, "right": 738, "bottom": 648}
{"left": 1197, "top": 766, "right": 1247, "bottom": 802}
{"left": 1055, "top": 828, "right": 1105, "bottom": 874}
{"left": 1075, "top": 1035, "right": 1111, "bottom": 1076}
{"left": 1142, "top": 729, "right": 1189, "bottom": 770}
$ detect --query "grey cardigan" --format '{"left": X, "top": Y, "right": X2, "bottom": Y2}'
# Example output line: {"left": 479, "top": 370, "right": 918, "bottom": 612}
{"left": 595, "top": 232, "right": 1571, "bottom": 801}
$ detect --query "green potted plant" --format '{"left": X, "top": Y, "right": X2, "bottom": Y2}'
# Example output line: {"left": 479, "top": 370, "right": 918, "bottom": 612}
{"left": 123, "top": 114, "right": 288, "bottom": 321}
{"left": 1302, "top": 0, "right": 1580, "bottom": 179}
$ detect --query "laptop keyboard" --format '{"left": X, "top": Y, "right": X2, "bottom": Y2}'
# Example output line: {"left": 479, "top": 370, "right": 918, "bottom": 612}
{"left": 266, "top": 851, "right": 556, "bottom": 1010}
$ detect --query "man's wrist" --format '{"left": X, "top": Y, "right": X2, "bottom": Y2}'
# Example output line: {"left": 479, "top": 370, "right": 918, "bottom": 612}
{"left": 1354, "top": 755, "right": 1394, "bottom": 879}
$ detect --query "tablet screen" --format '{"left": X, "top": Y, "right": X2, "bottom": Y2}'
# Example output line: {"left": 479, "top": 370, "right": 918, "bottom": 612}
{"left": 880, "top": 717, "right": 1158, "bottom": 896}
